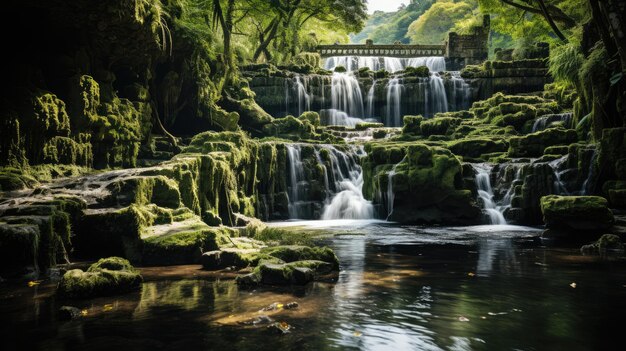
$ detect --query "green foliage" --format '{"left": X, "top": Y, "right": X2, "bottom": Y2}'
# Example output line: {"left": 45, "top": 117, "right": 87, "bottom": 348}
{"left": 549, "top": 42, "right": 584, "bottom": 85}
{"left": 407, "top": 0, "right": 476, "bottom": 45}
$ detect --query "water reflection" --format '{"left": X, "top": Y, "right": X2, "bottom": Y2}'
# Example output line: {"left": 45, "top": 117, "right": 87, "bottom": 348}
{"left": 1, "top": 224, "right": 625, "bottom": 351}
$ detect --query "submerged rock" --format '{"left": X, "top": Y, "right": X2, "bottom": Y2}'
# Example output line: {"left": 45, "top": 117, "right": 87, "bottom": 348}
{"left": 57, "top": 257, "right": 142, "bottom": 298}
{"left": 58, "top": 306, "right": 83, "bottom": 321}
{"left": 580, "top": 234, "right": 624, "bottom": 255}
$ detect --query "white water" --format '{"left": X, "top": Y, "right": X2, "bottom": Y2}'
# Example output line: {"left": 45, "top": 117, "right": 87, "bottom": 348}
{"left": 286, "top": 143, "right": 374, "bottom": 220}
{"left": 366, "top": 80, "right": 377, "bottom": 119}
{"left": 293, "top": 75, "right": 312, "bottom": 116}
{"left": 324, "top": 72, "right": 366, "bottom": 126}
{"left": 286, "top": 145, "right": 305, "bottom": 219}
{"left": 425, "top": 73, "right": 448, "bottom": 117}
{"left": 532, "top": 112, "right": 574, "bottom": 132}
{"left": 385, "top": 77, "right": 404, "bottom": 126}
{"left": 324, "top": 56, "right": 447, "bottom": 73}
{"left": 321, "top": 146, "right": 374, "bottom": 220}
{"left": 449, "top": 71, "right": 471, "bottom": 111}
{"left": 473, "top": 164, "right": 507, "bottom": 225}
{"left": 385, "top": 156, "right": 406, "bottom": 220}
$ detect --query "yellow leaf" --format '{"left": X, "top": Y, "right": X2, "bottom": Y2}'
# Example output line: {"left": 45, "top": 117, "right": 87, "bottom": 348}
{"left": 353, "top": 331, "right": 362, "bottom": 337}
{"left": 277, "top": 303, "right": 284, "bottom": 309}
{"left": 81, "top": 310, "right": 89, "bottom": 316}
{"left": 570, "top": 282, "right": 576, "bottom": 288}
{"left": 27, "top": 281, "right": 41, "bottom": 287}
{"left": 103, "top": 304, "right": 113, "bottom": 312}
{"left": 467, "top": 272, "right": 475, "bottom": 277}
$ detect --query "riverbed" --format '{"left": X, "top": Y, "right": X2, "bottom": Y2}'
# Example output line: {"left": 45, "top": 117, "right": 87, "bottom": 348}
{"left": 2, "top": 222, "right": 625, "bottom": 351}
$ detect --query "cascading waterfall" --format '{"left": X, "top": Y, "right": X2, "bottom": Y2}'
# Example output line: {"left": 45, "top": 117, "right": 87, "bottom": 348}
{"left": 425, "top": 73, "right": 448, "bottom": 117}
{"left": 581, "top": 147, "right": 598, "bottom": 195}
{"left": 285, "top": 143, "right": 374, "bottom": 220}
{"left": 532, "top": 112, "right": 574, "bottom": 132}
{"left": 449, "top": 71, "right": 471, "bottom": 111}
{"left": 473, "top": 164, "right": 507, "bottom": 225}
{"left": 325, "top": 72, "right": 366, "bottom": 127}
{"left": 549, "top": 156, "right": 572, "bottom": 195}
{"left": 293, "top": 75, "right": 312, "bottom": 116}
{"left": 321, "top": 146, "right": 374, "bottom": 220}
{"left": 384, "top": 156, "right": 406, "bottom": 220}
{"left": 324, "top": 56, "right": 447, "bottom": 73}
{"left": 366, "top": 80, "right": 377, "bottom": 119}
{"left": 385, "top": 77, "right": 404, "bottom": 126}
{"left": 286, "top": 145, "right": 305, "bottom": 219}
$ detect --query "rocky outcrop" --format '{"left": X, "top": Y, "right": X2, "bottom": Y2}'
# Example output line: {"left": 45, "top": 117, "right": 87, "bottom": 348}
{"left": 57, "top": 257, "right": 143, "bottom": 298}
{"left": 540, "top": 195, "right": 614, "bottom": 240}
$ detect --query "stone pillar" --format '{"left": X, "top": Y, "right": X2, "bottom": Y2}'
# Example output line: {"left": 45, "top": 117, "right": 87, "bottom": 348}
{"left": 445, "top": 14, "right": 490, "bottom": 70}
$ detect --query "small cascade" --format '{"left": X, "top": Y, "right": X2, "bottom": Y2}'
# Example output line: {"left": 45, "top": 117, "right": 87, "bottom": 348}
{"left": 366, "top": 80, "right": 377, "bottom": 119}
{"left": 385, "top": 77, "right": 404, "bottom": 126}
{"left": 425, "top": 73, "right": 448, "bottom": 117}
{"left": 325, "top": 72, "right": 365, "bottom": 126}
{"left": 549, "top": 155, "right": 572, "bottom": 195}
{"left": 286, "top": 145, "right": 305, "bottom": 219}
{"left": 448, "top": 71, "right": 471, "bottom": 111}
{"left": 384, "top": 156, "right": 406, "bottom": 220}
{"left": 473, "top": 164, "right": 507, "bottom": 225}
{"left": 581, "top": 147, "right": 598, "bottom": 195}
{"left": 285, "top": 143, "right": 374, "bottom": 220}
{"left": 293, "top": 75, "right": 312, "bottom": 116}
{"left": 532, "top": 112, "right": 574, "bottom": 132}
{"left": 407, "top": 57, "right": 446, "bottom": 72}
{"left": 324, "top": 56, "right": 446, "bottom": 73}
{"left": 321, "top": 146, "right": 374, "bottom": 220}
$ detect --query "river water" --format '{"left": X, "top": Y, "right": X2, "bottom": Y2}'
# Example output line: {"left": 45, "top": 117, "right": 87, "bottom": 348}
{"left": 1, "top": 221, "right": 625, "bottom": 350}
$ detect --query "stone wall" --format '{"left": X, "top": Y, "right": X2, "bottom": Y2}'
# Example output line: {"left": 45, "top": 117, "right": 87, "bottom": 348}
{"left": 445, "top": 15, "right": 490, "bottom": 70}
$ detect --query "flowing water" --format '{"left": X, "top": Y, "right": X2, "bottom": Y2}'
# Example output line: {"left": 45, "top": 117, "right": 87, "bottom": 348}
{"left": 3, "top": 222, "right": 625, "bottom": 351}
{"left": 473, "top": 164, "right": 507, "bottom": 225}
{"left": 532, "top": 112, "right": 574, "bottom": 132}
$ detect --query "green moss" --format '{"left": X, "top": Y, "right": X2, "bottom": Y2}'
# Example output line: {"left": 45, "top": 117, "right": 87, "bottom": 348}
{"left": 403, "top": 65, "right": 430, "bottom": 77}
{"left": 298, "top": 111, "right": 321, "bottom": 127}
{"left": 509, "top": 128, "right": 578, "bottom": 157}
{"left": 540, "top": 195, "right": 614, "bottom": 232}
{"left": 58, "top": 257, "right": 142, "bottom": 298}
{"left": 447, "top": 138, "right": 508, "bottom": 159}
{"left": 402, "top": 115, "right": 423, "bottom": 135}
{"left": 260, "top": 245, "right": 339, "bottom": 268}
{"left": 420, "top": 117, "right": 461, "bottom": 137}
{"left": 0, "top": 223, "right": 40, "bottom": 277}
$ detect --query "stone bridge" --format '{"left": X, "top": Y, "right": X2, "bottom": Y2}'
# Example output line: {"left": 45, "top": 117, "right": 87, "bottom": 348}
{"left": 316, "top": 15, "right": 492, "bottom": 70}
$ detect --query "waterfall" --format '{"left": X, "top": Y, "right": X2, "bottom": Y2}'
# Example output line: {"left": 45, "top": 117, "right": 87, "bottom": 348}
{"left": 532, "top": 112, "right": 574, "bottom": 132}
{"left": 286, "top": 145, "right": 305, "bottom": 219}
{"left": 366, "top": 80, "right": 377, "bottom": 119}
{"left": 581, "top": 147, "right": 598, "bottom": 195}
{"left": 325, "top": 72, "right": 365, "bottom": 126}
{"left": 426, "top": 73, "right": 448, "bottom": 117}
{"left": 448, "top": 71, "right": 471, "bottom": 111}
{"left": 385, "top": 156, "right": 406, "bottom": 220}
{"left": 473, "top": 164, "right": 507, "bottom": 225}
{"left": 407, "top": 57, "right": 446, "bottom": 72}
{"left": 549, "top": 156, "right": 572, "bottom": 195}
{"left": 321, "top": 146, "right": 374, "bottom": 220}
{"left": 293, "top": 75, "right": 311, "bottom": 116}
{"left": 285, "top": 144, "right": 374, "bottom": 220}
{"left": 385, "top": 77, "right": 404, "bottom": 126}
{"left": 324, "top": 56, "right": 446, "bottom": 73}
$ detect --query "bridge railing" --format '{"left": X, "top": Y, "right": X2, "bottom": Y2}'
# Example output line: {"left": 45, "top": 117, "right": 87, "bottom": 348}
{"left": 316, "top": 44, "right": 446, "bottom": 58}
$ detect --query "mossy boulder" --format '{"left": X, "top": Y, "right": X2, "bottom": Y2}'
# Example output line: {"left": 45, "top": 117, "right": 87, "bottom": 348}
{"left": 580, "top": 234, "right": 624, "bottom": 255}
{"left": 260, "top": 245, "right": 339, "bottom": 269}
{"left": 403, "top": 65, "right": 430, "bottom": 77}
{"left": 447, "top": 138, "right": 508, "bottom": 159}
{"left": 540, "top": 195, "right": 614, "bottom": 236}
{"left": 57, "top": 257, "right": 142, "bottom": 298}
{"left": 509, "top": 128, "right": 578, "bottom": 157}
{"left": 420, "top": 117, "right": 461, "bottom": 137}
{"left": 402, "top": 115, "right": 423, "bottom": 135}
{"left": 0, "top": 223, "right": 40, "bottom": 277}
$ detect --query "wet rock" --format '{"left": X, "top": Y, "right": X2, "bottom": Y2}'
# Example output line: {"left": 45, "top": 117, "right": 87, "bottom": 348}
{"left": 58, "top": 306, "right": 82, "bottom": 321}
{"left": 541, "top": 196, "right": 614, "bottom": 240}
{"left": 57, "top": 257, "right": 142, "bottom": 298}
{"left": 580, "top": 234, "right": 624, "bottom": 255}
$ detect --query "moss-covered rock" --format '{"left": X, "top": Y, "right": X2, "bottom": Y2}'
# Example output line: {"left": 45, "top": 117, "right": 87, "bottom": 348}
{"left": 447, "top": 138, "right": 508, "bottom": 159}
{"left": 260, "top": 245, "right": 339, "bottom": 269}
{"left": 509, "top": 128, "right": 578, "bottom": 157}
{"left": 540, "top": 195, "right": 614, "bottom": 235}
{"left": 57, "top": 257, "right": 142, "bottom": 298}
{"left": 580, "top": 234, "right": 624, "bottom": 255}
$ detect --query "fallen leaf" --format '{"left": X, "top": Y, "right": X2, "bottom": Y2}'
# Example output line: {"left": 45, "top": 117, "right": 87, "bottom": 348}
{"left": 80, "top": 309, "right": 88, "bottom": 316}
{"left": 103, "top": 304, "right": 113, "bottom": 312}
{"left": 276, "top": 303, "right": 284, "bottom": 309}
{"left": 353, "top": 331, "right": 362, "bottom": 337}
{"left": 27, "top": 281, "right": 41, "bottom": 287}
{"left": 458, "top": 316, "right": 469, "bottom": 322}
{"left": 480, "top": 316, "right": 487, "bottom": 320}
{"left": 570, "top": 282, "right": 577, "bottom": 289}
{"left": 467, "top": 272, "right": 475, "bottom": 277}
